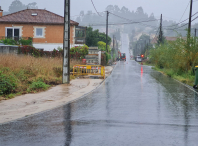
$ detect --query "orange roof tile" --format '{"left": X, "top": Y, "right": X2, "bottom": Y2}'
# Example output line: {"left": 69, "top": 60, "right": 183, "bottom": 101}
{"left": 0, "top": 9, "right": 79, "bottom": 25}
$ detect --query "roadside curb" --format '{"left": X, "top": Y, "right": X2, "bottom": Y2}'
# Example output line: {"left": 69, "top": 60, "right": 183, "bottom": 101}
{"left": 0, "top": 63, "right": 117, "bottom": 125}
{"left": 172, "top": 78, "right": 198, "bottom": 93}
{"left": 147, "top": 64, "right": 198, "bottom": 94}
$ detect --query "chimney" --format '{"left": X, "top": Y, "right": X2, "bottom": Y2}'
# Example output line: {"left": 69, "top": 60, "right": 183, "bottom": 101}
{"left": 0, "top": 6, "right": 3, "bottom": 17}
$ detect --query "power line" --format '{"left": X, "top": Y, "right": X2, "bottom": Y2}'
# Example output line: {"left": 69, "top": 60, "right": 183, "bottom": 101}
{"left": 71, "top": 11, "right": 106, "bottom": 19}
{"left": 165, "top": 15, "right": 198, "bottom": 31}
{"left": 89, "top": 19, "right": 159, "bottom": 26}
{"left": 107, "top": 12, "right": 159, "bottom": 28}
{"left": 178, "top": 1, "right": 190, "bottom": 23}
{"left": 90, "top": 0, "right": 102, "bottom": 17}
{"left": 109, "top": 12, "right": 134, "bottom": 22}
{"left": 163, "top": 11, "right": 198, "bottom": 28}
{"left": 109, "top": 12, "right": 158, "bottom": 23}
{"left": 151, "top": 27, "right": 160, "bottom": 43}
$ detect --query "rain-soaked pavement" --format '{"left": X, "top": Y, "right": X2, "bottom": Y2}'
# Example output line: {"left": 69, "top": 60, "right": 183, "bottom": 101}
{"left": 1, "top": 34, "right": 198, "bottom": 146}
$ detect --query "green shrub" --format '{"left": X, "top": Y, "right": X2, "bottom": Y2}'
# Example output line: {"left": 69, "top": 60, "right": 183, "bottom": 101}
{"left": 0, "top": 71, "right": 18, "bottom": 95}
{"left": 70, "top": 45, "right": 89, "bottom": 59}
{"left": 149, "top": 36, "right": 198, "bottom": 74}
{"left": 165, "top": 69, "right": 174, "bottom": 77}
{"left": 0, "top": 38, "right": 17, "bottom": 45}
{"left": 57, "top": 46, "right": 63, "bottom": 51}
{"left": 28, "top": 81, "right": 50, "bottom": 91}
{"left": 19, "top": 38, "right": 32, "bottom": 45}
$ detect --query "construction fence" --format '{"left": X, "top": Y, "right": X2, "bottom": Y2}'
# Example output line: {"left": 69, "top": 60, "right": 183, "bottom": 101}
{"left": 72, "top": 65, "right": 105, "bottom": 79}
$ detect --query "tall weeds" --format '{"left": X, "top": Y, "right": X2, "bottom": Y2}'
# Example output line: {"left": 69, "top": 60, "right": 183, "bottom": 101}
{"left": 0, "top": 54, "right": 82, "bottom": 97}
{"left": 149, "top": 36, "right": 198, "bottom": 85}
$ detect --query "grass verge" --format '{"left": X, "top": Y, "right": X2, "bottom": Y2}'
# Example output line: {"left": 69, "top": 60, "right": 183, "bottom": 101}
{"left": 141, "top": 59, "right": 195, "bottom": 86}
{"left": 0, "top": 54, "right": 82, "bottom": 99}
{"left": 151, "top": 66, "right": 195, "bottom": 86}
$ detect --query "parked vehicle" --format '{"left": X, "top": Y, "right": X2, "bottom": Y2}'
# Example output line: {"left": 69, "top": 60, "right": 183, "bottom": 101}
{"left": 135, "top": 55, "right": 142, "bottom": 62}
{"left": 117, "top": 51, "right": 126, "bottom": 61}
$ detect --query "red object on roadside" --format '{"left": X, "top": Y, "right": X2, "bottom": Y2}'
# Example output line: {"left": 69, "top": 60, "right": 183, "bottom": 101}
{"left": 82, "top": 59, "right": 86, "bottom": 64}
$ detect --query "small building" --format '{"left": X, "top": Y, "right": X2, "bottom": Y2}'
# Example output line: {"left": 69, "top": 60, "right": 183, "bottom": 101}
{"left": 0, "top": 7, "right": 86, "bottom": 51}
{"left": 85, "top": 47, "right": 101, "bottom": 65}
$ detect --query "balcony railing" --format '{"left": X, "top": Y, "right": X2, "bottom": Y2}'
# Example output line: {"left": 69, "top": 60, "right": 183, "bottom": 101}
{"left": 75, "top": 26, "right": 86, "bottom": 45}
{"left": 75, "top": 37, "right": 86, "bottom": 44}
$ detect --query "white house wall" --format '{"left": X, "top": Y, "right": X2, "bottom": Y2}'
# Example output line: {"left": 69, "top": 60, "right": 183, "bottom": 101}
{"left": 33, "top": 43, "right": 80, "bottom": 51}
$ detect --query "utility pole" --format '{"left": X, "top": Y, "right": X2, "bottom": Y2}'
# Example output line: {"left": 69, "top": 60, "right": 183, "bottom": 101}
{"left": 195, "top": 28, "right": 197, "bottom": 37}
{"left": 159, "top": 14, "right": 163, "bottom": 44}
{"left": 188, "top": 0, "right": 193, "bottom": 37}
{"left": 106, "top": 11, "right": 109, "bottom": 52}
{"left": 113, "top": 35, "right": 115, "bottom": 50}
{"left": 62, "top": 0, "right": 70, "bottom": 84}
{"left": 134, "top": 43, "right": 138, "bottom": 56}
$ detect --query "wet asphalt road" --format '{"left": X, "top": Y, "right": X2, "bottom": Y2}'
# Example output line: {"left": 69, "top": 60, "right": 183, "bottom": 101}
{"left": 1, "top": 34, "right": 198, "bottom": 146}
{"left": 1, "top": 61, "right": 198, "bottom": 146}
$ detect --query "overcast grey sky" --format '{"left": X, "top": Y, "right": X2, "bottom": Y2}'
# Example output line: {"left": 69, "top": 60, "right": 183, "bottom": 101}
{"left": 1, "top": 0, "right": 198, "bottom": 23}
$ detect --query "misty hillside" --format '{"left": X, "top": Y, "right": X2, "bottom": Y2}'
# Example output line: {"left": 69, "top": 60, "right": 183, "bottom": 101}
{"left": 75, "top": 5, "right": 194, "bottom": 38}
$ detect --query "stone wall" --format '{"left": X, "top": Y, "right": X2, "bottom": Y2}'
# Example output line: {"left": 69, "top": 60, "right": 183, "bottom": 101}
{"left": 0, "top": 45, "right": 18, "bottom": 54}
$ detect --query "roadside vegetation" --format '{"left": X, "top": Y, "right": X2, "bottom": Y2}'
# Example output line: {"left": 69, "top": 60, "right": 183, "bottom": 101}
{"left": 147, "top": 36, "right": 198, "bottom": 86}
{"left": 86, "top": 27, "right": 112, "bottom": 64}
{"left": 0, "top": 54, "right": 82, "bottom": 99}
{"left": 0, "top": 37, "right": 33, "bottom": 46}
{"left": 0, "top": 26, "right": 113, "bottom": 99}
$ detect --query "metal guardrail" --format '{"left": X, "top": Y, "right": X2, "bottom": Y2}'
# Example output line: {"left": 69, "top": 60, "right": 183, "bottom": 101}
{"left": 72, "top": 65, "right": 105, "bottom": 79}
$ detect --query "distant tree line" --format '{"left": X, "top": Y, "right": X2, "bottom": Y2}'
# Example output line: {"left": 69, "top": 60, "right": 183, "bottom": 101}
{"left": 75, "top": 5, "right": 177, "bottom": 37}
{"left": 3, "top": 0, "right": 38, "bottom": 15}
{"left": 75, "top": 5, "right": 198, "bottom": 38}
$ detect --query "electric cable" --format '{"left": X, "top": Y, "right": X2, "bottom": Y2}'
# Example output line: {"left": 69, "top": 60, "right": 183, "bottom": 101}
{"left": 165, "top": 15, "right": 198, "bottom": 31}
{"left": 178, "top": 0, "right": 190, "bottom": 23}
{"left": 90, "top": 0, "right": 102, "bottom": 17}
{"left": 107, "top": 11, "right": 159, "bottom": 29}
{"left": 89, "top": 19, "right": 159, "bottom": 26}
{"left": 151, "top": 27, "right": 160, "bottom": 43}
{"left": 163, "top": 11, "right": 198, "bottom": 28}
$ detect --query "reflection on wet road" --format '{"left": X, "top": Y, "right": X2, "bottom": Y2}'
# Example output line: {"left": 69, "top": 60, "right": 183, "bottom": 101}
{"left": 1, "top": 61, "right": 198, "bottom": 146}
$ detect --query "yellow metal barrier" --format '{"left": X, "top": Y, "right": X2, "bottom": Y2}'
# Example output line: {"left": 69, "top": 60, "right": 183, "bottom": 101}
{"left": 72, "top": 65, "right": 105, "bottom": 79}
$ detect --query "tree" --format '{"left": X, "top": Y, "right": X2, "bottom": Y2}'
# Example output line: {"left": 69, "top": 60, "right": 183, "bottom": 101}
{"left": 98, "top": 33, "right": 111, "bottom": 45}
{"left": 97, "top": 41, "right": 110, "bottom": 52}
{"left": 76, "top": 17, "right": 81, "bottom": 23}
{"left": 86, "top": 27, "right": 99, "bottom": 47}
{"left": 139, "top": 34, "right": 150, "bottom": 41}
{"left": 149, "top": 13, "right": 155, "bottom": 20}
{"left": 106, "top": 5, "right": 114, "bottom": 12}
{"left": 8, "top": 0, "right": 26, "bottom": 13}
{"left": 121, "top": 6, "right": 130, "bottom": 14}
{"left": 157, "top": 30, "right": 166, "bottom": 45}
{"left": 97, "top": 41, "right": 111, "bottom": 63}
{"left": 135, "top": 7, "right": 144, "bottom": 15}
{"left": 27, "top": 2, "right": 38, "bottom": 9}
{"left": 86, "top": 27, "right": 111, "bottom": 47}
{"left": 8, "top": 0, "right": 38, "bottom": 14}
{"left": 80, "top": 11, "right": 84, "bottom": 16}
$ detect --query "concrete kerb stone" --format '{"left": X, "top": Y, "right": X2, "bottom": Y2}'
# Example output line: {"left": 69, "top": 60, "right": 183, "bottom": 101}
{"left": 143, "top": 62, "right": 198, "bottom": 94}
{"left": 0, "top": 63, "right": 117, "bottom": 125}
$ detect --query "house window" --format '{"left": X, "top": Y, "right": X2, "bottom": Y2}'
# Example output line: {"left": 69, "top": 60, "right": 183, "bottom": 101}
{"left": 36, "top": 28, "right": 43, "bottom": 37}
{"left": 33, "top": 27, "right": 46, "bottom": 38}
{"left": 6, "top": 27, "right": 20, "bottom": 39}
